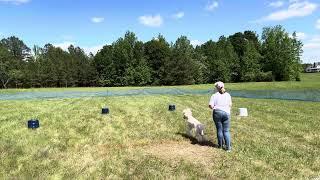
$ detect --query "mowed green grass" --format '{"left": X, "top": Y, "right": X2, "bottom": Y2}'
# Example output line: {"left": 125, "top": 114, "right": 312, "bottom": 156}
{"left": 0, "top": 73, "right": 320, "bottom": 179}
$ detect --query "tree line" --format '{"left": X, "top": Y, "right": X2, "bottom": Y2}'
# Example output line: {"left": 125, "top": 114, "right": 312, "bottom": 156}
{"left": 0, "top": 25, "right": 303, "bottom": 88}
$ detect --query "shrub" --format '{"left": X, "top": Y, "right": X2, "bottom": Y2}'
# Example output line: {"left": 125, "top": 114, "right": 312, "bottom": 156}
{"left": 256, "top": 71, "right": 273, "bottom": 82}
{"left": 243, "top": 72, "right": 256, "bottom": 82}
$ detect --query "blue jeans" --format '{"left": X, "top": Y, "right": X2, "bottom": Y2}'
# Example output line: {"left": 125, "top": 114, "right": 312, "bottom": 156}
{"left": 213, "top": 110, "right": 231, "bottom": 150}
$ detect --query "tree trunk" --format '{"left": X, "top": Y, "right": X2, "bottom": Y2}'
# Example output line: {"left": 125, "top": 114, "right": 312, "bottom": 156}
{"left": 2, "top": 79, "right": 10, "bottom": 89}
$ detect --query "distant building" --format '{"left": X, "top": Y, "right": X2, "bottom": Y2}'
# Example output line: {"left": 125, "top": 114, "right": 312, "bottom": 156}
{"left": 306, "top": 62, "right": 320, "bottom": 73}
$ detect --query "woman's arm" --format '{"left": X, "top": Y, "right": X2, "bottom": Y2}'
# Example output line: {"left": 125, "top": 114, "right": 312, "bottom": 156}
{"left": 209, "top": 94, "right": 215, "bottom": 109}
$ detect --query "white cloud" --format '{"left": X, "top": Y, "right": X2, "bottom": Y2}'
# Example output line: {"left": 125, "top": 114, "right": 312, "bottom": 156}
{"left": 289, "top": 0, "right": 301, "bottom": 3}
{"left": 269, "top": 1, "right": 284, "bottom": 8}
{"left": 295, "top": 32, "right": 308, "bottom": 40}
{"left": 91, "top": 17, "right": 104, "bottom": 23}
{"left": 139, "top": 14, "right": 163, "bottom": 27}
{"left": 302, "top": 43, "right": 320, "bottom": 63}
{"left": 173, "top": 12, "right": 185, "bottom": 19}
{"left": 302, "top": 34, "right": 320, "bottom": 63}
{"left": 0, "top": 0, "right": 29, "bottom": 5}
{"left": 316, "top": 19, "right": 320, "bottom": 29}
{"left": 296, "top": 32, "right": 307, "bottom": 40}
{"left": 304, "top": 42, "right": 320, "bottom": 49}
{"left": 310, "top": 35, "right": 320, "bottom": 42}
{"left": 256, "top": 1, "right": 317, "bottom": 22}
{"left": 53, "top": 42, "right": 105, "bottom": 55}
{"left": 83, "top": 44, "right": 104, "bottom": 55}
{"left": 205, "top": 1, "right": 219, "bottom": 11}
{"left": 53, "top": 42, "right": 75, "bottom": 50}
{"left": 302, "top": 35, "right": 320, "bottom": 49}
{"left": 190, "top": 40, "right": 203, "bottom": 47}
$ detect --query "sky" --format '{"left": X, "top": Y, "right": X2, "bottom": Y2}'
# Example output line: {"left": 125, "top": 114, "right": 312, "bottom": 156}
{"left": 0, "top": 0, "right": 319, "bottom": 63}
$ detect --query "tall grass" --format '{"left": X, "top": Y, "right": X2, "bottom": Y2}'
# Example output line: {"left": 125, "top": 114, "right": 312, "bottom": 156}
{"left": 0, "top": 94, "right": 319, "bottom": 179}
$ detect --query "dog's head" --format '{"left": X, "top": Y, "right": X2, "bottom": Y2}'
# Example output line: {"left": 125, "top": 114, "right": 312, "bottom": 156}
{"left": 182, "top": 108, "right": 192, "bottom": 119}
{"left": 196, "top": 124, "right": 205, "bottom": 136}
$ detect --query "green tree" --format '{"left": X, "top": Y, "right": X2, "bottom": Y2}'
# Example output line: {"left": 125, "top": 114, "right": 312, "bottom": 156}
{"left": 112, "top": 32, "right": 136, "bottom": 86}
{"left": 200, "top": 37, "right": 239, "bottom": 83}
{"left": 214, "top": 36, "right": 239, "bottom": 82}
{"left": 0, "top": 36, "right": 31, "bottom": 88}
{"left": 261, "top": 25, "right": 302, "bottom": 81}
{"left": 290, "top": 32, "right": 303, "bottom": 80}
{"left": 144, "top": 35, "right": 171, "bottom": 85}
{"left": 0, "top": 44, "right": 14, "bottom": 88}
{"left": 93, "top": 45, "right": 116, "bottom": 86}
{"left": 10, "top": 69, "right": 24, "bottom": 88}
{"left": 40, "top": 44, "right": 70, "bottom": 87}
{"left": 0, "top": 36, "right": 31, "bottom": 60}
{"left": 24, "top": 45, "right": 47, "bottom": 87}
{"left": 241, "top": 42, "right": 262, "bottom": 81}
{"left": 198, "top": 40, "right": 216, "bottom": 83}
{"left": 229, "top": 31, "right": 261, "bottom": 81}
{"left": 165, "top": 36, "right": 201, "bottom": 85}
{"left": 68, "top": 45, "right": 94, "bottom": 86}
{"left": 244, "top": 31, "right": 260, "bottom": 51}
{"left": 193, "top": 46, "right": 207, "bottom": 84}
{"left": 124, "top": 41, "right": 152, "bottom": 86}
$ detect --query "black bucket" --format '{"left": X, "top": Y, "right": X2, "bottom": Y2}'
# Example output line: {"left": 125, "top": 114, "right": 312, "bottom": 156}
{"left": 102, "top": 107, "right": 109, "bottom": 114}
{"left": 169, "top": 104, "right": 176, "bottom": 111}
{"left": 28, "top": 119, "right": 40, "bottom": 129}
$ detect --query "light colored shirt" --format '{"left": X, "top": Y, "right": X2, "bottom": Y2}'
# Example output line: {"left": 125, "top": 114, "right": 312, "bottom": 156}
{"left": 209, "top": 92, "right": 232, "bottom": 114}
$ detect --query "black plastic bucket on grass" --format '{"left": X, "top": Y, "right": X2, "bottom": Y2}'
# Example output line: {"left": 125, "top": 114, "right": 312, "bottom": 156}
{"left": 28, "top": 119, "right": 39, "bottom": 129}
{"left": 102, "top": 107, "right": 109, "bottom": 114}
{"left": 169, "top": 104, "right": 176, "bottom": 111}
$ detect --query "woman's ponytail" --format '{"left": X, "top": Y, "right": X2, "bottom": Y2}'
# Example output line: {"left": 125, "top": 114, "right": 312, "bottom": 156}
{"left": 214, "top": 81, "right": 226, "bottom": 94}
{"left": 219, "top": 87, "right": 226, "bottom": 94}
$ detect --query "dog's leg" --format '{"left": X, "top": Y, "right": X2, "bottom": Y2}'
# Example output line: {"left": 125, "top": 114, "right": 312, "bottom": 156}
{"left": 199, "top": 135, "right": 204, "bottom": 143}
{"left": 186, "top": 123, "right": 193, "bottom": 137}
{"left": 195, "top": 125, "right": 205, "bottom": 143}
{"left": 195, "top": 133, "right": 200, "bottom": 142}
{"left": 196, "top": 133, "right": 203, "bottom": 143}
{"left": 195, "top": 127, "right": 200, "bottom": 142}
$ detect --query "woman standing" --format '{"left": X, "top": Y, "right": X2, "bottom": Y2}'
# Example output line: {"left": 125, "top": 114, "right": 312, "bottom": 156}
{"left": 209, "top": 81, "right": 232, "bottom": 152}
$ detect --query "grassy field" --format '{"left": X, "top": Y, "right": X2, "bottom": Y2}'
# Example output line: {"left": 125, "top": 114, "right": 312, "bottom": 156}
{"left": 0, "top": 73, "right": 320, "bottom": 179}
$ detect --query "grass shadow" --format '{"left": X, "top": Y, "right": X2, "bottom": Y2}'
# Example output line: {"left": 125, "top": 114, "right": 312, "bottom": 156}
{"left": 176, "top": 132, "right": 219, "bottom": 148}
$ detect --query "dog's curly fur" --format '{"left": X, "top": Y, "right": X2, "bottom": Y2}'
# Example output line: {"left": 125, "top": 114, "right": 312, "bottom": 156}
{"left": 182, "top": 108, "right": 206, "bottom": 142}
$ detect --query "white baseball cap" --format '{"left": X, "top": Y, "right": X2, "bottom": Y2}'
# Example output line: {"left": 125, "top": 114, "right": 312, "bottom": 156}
{"left": 214, "top": 81, "right": 224, "bottom": 89}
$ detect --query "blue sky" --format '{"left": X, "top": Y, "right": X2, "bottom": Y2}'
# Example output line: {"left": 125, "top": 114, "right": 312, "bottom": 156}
{"left": 0, "top": 0, "right": 319, "bottom": 63}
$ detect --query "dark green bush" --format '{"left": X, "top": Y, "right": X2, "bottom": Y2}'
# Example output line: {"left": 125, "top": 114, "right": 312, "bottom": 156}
{"left": 256, "top": 71, "right": 273, "bottom": 82}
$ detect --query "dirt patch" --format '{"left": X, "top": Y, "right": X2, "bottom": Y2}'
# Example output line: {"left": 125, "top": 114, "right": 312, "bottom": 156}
{"left": 144, "top": 141, "right": 222, "bottom": 166}
{"left": 95, "top": 140, "right": 223, "bottom": 166}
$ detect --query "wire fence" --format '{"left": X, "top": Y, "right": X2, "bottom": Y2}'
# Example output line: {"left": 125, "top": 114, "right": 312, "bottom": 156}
{"left": 0, "top": 88, "right": 319, "bottom": 102}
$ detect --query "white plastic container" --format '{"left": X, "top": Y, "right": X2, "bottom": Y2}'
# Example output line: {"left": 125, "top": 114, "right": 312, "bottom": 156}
{"left": 238, "top": 108, "right": 248, "bottom": 117}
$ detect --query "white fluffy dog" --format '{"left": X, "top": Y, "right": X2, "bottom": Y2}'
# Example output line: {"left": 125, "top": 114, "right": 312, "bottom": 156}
{"left": 182, "top": 108, "right": 205, "bottom": 142}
